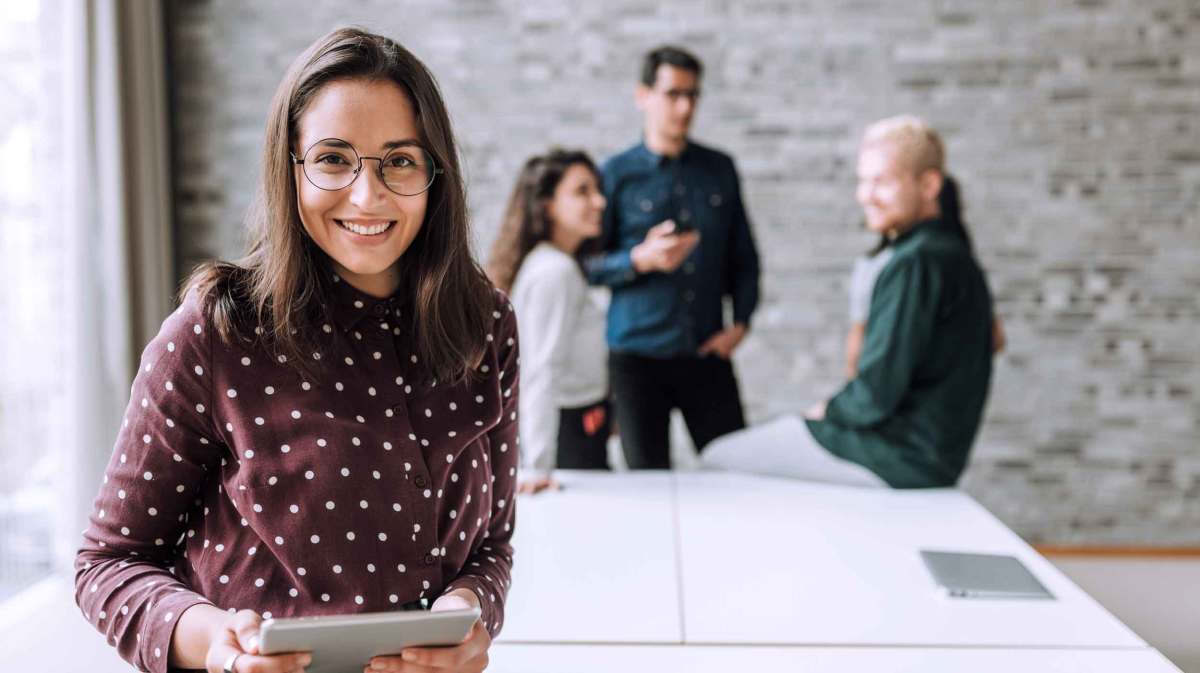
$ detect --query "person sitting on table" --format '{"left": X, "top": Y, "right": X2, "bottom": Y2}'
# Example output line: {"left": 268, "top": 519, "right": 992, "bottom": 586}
{"left": 803, "top": 115, "right": 997, "bottom": 488}
{"left": 487, "top": 149, "right": 612, "bottom": 494}
{"left": 74, "top": 28, "right": 514, "bottom": 673}
{"left": 844, "top": 174, "right": 1006, "bottom": 380}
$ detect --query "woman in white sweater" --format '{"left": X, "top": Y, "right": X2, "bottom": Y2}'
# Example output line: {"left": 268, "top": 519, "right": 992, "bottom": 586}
{"left": 487, "top": 150, "right": 611, "bottom": 493}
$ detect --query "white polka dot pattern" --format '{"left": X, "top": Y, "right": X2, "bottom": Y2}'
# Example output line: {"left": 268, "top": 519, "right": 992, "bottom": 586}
{"left": 74, "top": 283, "right": 519, "bottom": 672}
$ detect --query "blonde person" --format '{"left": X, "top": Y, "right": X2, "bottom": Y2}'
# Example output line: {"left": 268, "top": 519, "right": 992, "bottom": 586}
{"left": 704, "top": 116, "right": 995, "bottom": 489}
{"left": 488, "top": 150, "right": 611, "bottom": 494}
{"left": 802, "top": 115, "right": 996, "bottom": 487}
{"left": 75, "top": 28, "right": 515, "bottom": 673}
{"left": 845, "top": 175, "right": 1006, "bottom": 379}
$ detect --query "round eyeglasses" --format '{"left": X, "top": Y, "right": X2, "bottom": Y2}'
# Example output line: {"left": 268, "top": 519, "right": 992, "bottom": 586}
{"left": 291, "top": 138, "right": 443, "bottom": 196}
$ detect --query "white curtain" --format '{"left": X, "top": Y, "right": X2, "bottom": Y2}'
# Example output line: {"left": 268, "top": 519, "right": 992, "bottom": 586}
{"left": 55, "top": 0, "right": 175, "bottom": 570}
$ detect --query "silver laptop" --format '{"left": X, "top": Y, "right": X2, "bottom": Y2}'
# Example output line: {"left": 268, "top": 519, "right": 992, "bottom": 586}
{"left": 920, "top": 550, "right": 1055, "bottom": 599}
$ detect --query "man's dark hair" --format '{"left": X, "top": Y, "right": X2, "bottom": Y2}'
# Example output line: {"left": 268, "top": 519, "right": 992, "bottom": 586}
{"left": 641, "top": 45, "right": 703, "bottom": 87}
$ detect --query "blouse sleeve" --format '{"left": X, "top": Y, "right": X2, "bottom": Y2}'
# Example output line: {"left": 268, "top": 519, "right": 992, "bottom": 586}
{"left": 74, "top": 293, "right": 224, "bottom": 673}
{"left": 443, "top": 294, "right": 519, "bottom": 637}
{"left": 514, "top": 260, "right": 585, "bottom": 476}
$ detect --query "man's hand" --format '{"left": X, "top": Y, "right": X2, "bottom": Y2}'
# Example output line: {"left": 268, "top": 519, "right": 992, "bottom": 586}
{"left": 804, "top": 400, "right": 827, "bottom": 421}
{"left": 631, "top": 220, "right": 700, "bottom": 273}
{"left": 992, "top": 316, "right": 1007, "bottom": 354}
{"left": 697, "top": 323, "right": 747, "bottom": 359}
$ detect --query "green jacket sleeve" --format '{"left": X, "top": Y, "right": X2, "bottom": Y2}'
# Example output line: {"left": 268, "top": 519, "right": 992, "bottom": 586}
{"left": 824, "top": 254, "right": 938, "bottom": 428}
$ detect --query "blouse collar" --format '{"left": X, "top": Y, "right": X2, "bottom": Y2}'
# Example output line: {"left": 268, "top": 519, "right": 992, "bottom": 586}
{"left": 326, "top": 272, "right": 404, "bottom": 334}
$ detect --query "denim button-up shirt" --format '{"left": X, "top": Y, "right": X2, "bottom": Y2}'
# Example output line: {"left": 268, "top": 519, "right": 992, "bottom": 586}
{"left": 586, "top": 141, "right": 760, "bottom": 357}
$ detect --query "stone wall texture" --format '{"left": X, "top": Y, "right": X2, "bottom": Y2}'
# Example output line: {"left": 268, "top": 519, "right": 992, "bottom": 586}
{"left": 165, "top": 0, "right": 1200, "bottom": 545}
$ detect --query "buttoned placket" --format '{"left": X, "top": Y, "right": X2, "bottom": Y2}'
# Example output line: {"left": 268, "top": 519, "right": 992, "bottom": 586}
{"left": 358, "top": 297, "right": 443, "bottom": 602}
{"left": 674, "top": 162, "right": 700, "bottom": 353}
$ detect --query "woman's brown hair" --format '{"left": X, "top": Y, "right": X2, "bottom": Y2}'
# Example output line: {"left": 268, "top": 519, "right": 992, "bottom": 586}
{"left": 184, "top": 27, "right": 494, "bottom": 385}
{"left": 486, "top": 148, "right": 598, "bottom": 294}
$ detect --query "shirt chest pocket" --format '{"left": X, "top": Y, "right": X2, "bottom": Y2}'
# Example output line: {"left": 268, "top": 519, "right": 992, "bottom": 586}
{"left": 620, "top": 187, "right": 673, "bottom": 234}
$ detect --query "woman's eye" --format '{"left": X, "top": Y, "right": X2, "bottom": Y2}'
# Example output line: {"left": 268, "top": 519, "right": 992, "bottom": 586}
{"left": 315, "top": 153, "right": 351, "bottom": 166}
{"left": 386, "top": 155, "right": 416, "bottom": 168}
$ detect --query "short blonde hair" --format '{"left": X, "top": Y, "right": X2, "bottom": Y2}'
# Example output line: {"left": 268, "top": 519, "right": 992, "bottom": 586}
{"left": 861, "top": 115, "right": 945, "bottom": 175}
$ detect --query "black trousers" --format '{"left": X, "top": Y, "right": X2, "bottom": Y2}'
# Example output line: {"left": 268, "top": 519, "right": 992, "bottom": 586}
{"left": 556, "top": 399, "right": 612, "bottom": 470}
{"left": 608, "top": 351, "right": 746, "bottom": 469}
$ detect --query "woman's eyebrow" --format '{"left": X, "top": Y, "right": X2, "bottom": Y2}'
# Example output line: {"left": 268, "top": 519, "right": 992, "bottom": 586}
{"left": 381, "top": 139, "right": 421, "bottom": 150}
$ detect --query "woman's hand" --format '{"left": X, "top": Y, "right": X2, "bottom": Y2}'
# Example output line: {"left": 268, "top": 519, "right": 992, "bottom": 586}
{"left": 366, "top": 589, "right": 491, "bottom": 673}
{"left": 206, "top": 609, "right": 311, "bottom": 673}
{"left": 518, "top": 473, "right": 560, "bottom": 495}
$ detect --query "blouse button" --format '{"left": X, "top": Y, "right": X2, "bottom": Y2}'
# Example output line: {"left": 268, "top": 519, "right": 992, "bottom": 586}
{"left": 372, "top": 304, "right": 387, "bottom": 317}
{"left": 414, "top": 476, "right": 428, "bottom": 488}
{"left": 423, "top": 554, "right": 436, "bottom": 566}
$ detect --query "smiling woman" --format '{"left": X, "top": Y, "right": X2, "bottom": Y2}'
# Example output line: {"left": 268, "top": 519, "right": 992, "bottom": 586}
{"left": 291, "top": 79, "right": 434, "bottom": 299}
{"left": 486, "top": 150, "right": 612, "bottom": 493}
{"left": 73, "top": 27, "right": 514, "bottom": 673}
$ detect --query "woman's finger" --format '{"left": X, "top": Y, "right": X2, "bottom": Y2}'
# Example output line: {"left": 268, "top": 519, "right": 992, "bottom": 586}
{"left": 231, "top": 609, "right": 264, "bottom": 655}
{"left": 232, "top": 652, "right": 314, "bottom": 673}
{"left": 206, "top": 611, "right": 311, "bottom": 673}
{"left": 398, "top": 620, "right": 489, "bottom": 670}
{"left": 364, "top": 655, "right": 439, "bottom": 673}
{"left": 218, "top": 648, "right": 312, "bottom": 673}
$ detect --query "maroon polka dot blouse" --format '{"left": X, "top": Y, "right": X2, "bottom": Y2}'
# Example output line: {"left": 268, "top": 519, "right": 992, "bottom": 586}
{"left": 74, "top": 273, "right": 519, "bottom": 673}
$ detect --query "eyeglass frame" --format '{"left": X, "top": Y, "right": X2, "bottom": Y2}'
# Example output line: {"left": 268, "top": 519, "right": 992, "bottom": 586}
{"left": 290, "top": 137, "right": 444, "bottom": 197}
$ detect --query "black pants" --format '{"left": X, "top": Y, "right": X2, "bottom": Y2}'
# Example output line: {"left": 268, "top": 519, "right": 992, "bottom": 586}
{"left": 556, "top": 399, "right": 612, "bottom": 470}
{"left": 608, "top": 351, "right": 746, "bottom": 469}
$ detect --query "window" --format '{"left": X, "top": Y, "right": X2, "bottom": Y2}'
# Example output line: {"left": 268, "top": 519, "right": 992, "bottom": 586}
{"left": 0, "top": 0, "right": 64, "bottom": 601}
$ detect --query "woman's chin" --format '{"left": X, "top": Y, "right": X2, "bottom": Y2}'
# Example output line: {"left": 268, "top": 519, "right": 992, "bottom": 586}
{"left": 328, "top": 253, "right": 401, "bottom": 284}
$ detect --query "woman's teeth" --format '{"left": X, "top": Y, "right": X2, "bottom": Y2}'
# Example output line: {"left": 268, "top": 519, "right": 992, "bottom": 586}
{"left": 338, "top": 220, "right": 394, "bottom": 236}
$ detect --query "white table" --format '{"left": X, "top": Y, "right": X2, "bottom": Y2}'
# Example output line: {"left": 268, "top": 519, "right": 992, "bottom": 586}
{"left": 674, "top": 471, "right": 1146, "bottom": 648}
{"left": 491, "top": 643, "right": 1183, "bottom": 673}
{"left": 497, "top": 470, "right": 1179, "bottom": 672}
{"left": 501, "top": 471, "right": 681, "bottom": 643}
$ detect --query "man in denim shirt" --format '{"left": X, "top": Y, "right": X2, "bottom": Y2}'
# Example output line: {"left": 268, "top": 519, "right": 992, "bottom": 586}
{"left": 586, "top": 46, "right": 761, "bottom": 469}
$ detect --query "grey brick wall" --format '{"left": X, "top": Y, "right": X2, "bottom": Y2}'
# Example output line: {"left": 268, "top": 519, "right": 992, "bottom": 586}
{"left": 165, "top": 0, "right": 1200, "bottom": 545}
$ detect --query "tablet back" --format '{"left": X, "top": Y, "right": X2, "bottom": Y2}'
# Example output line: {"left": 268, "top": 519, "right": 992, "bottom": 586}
{"left": 259, "top": 608, "right": 480, "bottom": 673}
{"left": 920, "top": 550, "right": 1055, "bottom": 599}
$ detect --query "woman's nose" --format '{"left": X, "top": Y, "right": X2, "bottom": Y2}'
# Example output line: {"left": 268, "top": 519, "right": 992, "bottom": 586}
{"left": 349, "top": 158, "right": 390, "bottom": 205}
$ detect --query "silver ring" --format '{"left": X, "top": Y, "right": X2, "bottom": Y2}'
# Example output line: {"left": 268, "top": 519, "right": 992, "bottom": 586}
{"left": 222, "top": 652, "right": 241, "bottom": 673}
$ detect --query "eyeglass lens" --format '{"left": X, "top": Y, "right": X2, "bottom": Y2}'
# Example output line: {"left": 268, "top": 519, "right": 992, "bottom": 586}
{"left": 300, "top": 139, "right": 436, "bottom": 196}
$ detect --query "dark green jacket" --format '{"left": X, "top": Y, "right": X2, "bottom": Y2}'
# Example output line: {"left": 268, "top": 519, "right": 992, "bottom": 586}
{"left": 806, "top": 218, "right": 994, "bottom": 488}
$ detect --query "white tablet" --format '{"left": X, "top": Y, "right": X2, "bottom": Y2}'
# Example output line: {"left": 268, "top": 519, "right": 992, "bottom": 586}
{"left": 258, "top": 607, "right": 480, "bottom": 673}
